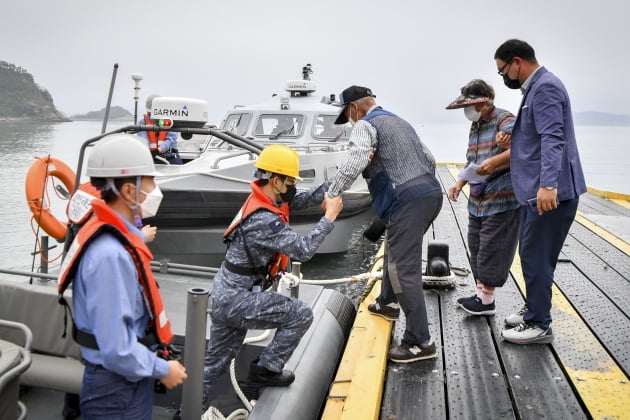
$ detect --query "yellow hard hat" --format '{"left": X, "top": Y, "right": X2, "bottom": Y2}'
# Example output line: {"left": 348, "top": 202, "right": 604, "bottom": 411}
{"left": 254, "top": 144, "right": 301, "bottom": 179}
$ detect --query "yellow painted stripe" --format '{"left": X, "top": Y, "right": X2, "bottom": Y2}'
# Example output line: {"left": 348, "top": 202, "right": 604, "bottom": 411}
{"left": 510, "top": 252, "right": 630, "bottom": 418}
{"left": 575, "top": 212, "right": 630, "bottom": 256}
{"left": 321, "top": 245, "right": 391, "bottom": 420}
{"left": 436, "top": 161, "right": 466, "bottom": 166}
{"left": 587, "top": 186, "right": 630, "bottom": 203}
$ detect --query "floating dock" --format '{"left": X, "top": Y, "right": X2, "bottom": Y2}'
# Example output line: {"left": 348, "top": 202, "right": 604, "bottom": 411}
{"left": 324, "top": 163, "right": 630, "bottom": 420}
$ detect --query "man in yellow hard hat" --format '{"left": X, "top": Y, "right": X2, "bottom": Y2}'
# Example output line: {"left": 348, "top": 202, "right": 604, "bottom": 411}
{"left": 203, "top": 144, "right": 343, "bottom": 403}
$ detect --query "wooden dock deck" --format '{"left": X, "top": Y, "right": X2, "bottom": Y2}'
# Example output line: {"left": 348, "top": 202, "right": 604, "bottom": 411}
{"left": 324, "top": 164, "right": 630, "bottom": 420}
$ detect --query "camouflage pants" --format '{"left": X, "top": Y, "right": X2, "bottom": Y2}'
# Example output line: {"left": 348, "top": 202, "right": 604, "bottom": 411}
{"left": 203, "top": 288, "right": 313, "bottom": 390}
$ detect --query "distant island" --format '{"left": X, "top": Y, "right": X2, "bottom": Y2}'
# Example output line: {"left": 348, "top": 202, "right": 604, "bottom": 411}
{"left": 71, "top": 106, "right": 133, "bottom": 121}
{"left": 573, "top": 111, "right": 630, "bottom": 126}
{"left": 0, "top": 60, "right": 69, "bottom": 122}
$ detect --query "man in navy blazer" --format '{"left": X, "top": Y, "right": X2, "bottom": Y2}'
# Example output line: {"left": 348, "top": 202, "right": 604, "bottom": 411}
{"left": 494, "top": 39, "right": 586, "bottom": 344}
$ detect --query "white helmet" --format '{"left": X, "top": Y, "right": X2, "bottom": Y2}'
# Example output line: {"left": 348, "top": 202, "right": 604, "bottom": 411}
{"left": 86, "top": 133, "right": 160, "bottom": 178}
{"left": 146, "top": 93, "right": 160, "bottom": 112}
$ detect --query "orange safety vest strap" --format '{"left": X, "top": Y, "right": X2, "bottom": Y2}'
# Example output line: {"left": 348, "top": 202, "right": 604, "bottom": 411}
{"left": 58, "top": 199, "right": 173, "bottom": 347}
{"left": 143, "top": 114, "right": 168, "bottom": 151}
{"left": 223, "top": 180, "right": 290, "bottom": 277}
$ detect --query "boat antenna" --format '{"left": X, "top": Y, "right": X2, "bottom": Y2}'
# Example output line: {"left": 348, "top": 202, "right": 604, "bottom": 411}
{"left": 302, "top": 64, "right": 313, "bottom": 80}
{"left": 131, "top": 73, "right": 144, "bottom": 124}
{"left": 101, "top": 63, "right": 118, "bottom": 134}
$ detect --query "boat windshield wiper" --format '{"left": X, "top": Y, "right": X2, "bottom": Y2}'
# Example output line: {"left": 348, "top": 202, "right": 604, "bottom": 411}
{"left": 328, "top": 131, "right": 344, "bottom": 142}
{"left": 270, "top": 122, "right": 296, "bottom": 140}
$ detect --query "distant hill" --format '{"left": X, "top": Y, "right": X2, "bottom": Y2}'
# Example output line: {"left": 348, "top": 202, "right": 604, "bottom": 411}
{"left": 574, "top": 111, "right": 630, "bottom": 126}
{"left": 0, "top": 60, "right": 69, "bottom": 121}
{"left": 71, "top": 106, "right": 133, "bottom": 121}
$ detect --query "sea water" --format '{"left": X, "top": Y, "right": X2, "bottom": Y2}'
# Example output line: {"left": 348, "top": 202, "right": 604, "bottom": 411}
{"left": 1, "top": 120, "right": 628, "bottom": 279}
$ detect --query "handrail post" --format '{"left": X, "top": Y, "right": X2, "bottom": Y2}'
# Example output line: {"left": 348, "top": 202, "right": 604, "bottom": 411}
{"left": 181, "top": 288, "right": 209, "bottom": 420}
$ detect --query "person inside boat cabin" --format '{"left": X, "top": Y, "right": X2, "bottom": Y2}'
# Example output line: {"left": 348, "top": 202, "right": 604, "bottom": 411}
{"left": 57, "top": 134, "right": 187, "bottom": 418}
{"left": 329, "top": 85, "right": 443, "bottom": 363}
{"left": 203, "top": 144, "right": 343, "bottom": 402}
{"left": 137, "top": 93, "right": 183, "bottom": 164}
{"left": 445, "top": 79, "right": 521, "bottom": 317}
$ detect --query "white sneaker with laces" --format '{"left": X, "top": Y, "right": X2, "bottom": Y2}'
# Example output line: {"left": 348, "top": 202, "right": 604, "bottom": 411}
{"left": 502, "top": 322, "right": 554, "bottom": 344}
{"left": 505, "top": 305, "right": 528, "bottom": 326}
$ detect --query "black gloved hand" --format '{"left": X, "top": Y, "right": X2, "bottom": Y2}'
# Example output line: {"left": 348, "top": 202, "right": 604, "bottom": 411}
{"left": 151, "top": 149, "right": 159, "bottom": 157}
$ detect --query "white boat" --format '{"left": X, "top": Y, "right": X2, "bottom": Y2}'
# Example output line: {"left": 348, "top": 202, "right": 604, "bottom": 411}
{"left": 0, "top": 65, "right": 371, "bottom": 420}
{"left": 146, "top": 66, "right": 373, "bottom": 267}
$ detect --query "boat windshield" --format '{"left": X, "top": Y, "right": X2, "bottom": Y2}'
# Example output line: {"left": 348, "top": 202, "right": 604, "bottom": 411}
{"left": 222, "top": 113, "right": 251, "bottom": 136}
{"left": 313, "top": 115, "right": 351, "bottom": 141}
{"left": 255, "top": 114, "right": 304, "bottom": 139}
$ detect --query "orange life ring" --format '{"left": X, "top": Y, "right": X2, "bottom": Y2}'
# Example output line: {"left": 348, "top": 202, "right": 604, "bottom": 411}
{"left": 25, "top": 156, "right": 76, "bottom": 241}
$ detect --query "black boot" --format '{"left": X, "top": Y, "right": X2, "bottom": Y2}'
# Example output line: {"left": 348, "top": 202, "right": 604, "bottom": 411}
{"left": 247, "top": 360, "right": 295, "bottom": 387}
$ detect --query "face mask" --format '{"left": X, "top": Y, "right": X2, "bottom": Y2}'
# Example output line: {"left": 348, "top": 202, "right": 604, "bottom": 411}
{"left": 137, "top": 186, "right": 163, "bottom": 218}
{"left": 464, "top": 106, "right": 481, "bottom": 122}
{"left": 503, "top": 74, "right": 522, "bottom": 89}
{"left": 280, "top": 184, "right": 297, "bottom": 202}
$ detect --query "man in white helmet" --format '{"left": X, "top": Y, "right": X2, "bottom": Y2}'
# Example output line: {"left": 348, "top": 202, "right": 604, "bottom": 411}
{"left": 137, "top": 94, "right": 182, "bottom": 164}
{"left": 57, "top": 134, "right": 187, "bottom": 418}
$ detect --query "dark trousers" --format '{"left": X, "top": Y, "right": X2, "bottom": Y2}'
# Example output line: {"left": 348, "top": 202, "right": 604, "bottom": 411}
{"left": 468, "top": 208, "right": 521, "bottom": 287}
{"left": 378, "top": 190, "right": 443, "bottom": 346}
{"left": 79, "top": 364, "right": 153, "bottom": 420}
{"left": 520, "top": 197, "right": 579, "bottom": 329}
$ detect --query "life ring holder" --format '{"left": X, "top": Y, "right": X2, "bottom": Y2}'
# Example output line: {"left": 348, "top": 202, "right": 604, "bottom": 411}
{"left": 25, "top": 156, "right": 76, "bottom": 242}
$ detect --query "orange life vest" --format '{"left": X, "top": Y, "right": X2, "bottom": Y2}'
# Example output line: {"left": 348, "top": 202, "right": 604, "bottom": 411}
{"left": 58, "top": 199, "right": 173, "bottom": 347}
{"left": 224, "top": 180, "right": 290, "bottom": 278}
{"left": 143, "top": 113, "right": 168, "bottom": 152}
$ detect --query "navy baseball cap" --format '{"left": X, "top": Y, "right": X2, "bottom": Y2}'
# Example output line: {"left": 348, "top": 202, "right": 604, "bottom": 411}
{"left": 334, "top": 85, "right": 375, "bottom": 125}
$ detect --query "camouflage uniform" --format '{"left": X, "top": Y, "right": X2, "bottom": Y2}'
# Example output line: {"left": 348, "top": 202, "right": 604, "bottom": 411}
{"left": 204, "top": 181, "right": 333, "bottom": 390}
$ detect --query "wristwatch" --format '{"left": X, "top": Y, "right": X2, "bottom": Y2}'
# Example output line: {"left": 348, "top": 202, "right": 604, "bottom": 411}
{"left": 543, "top": 186, "right": 557, "bottom": 190}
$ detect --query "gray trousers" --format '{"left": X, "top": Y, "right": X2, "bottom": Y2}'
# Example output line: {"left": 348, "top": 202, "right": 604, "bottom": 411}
{"left": 377, "top": 190, "right": 443, "bottom": 346}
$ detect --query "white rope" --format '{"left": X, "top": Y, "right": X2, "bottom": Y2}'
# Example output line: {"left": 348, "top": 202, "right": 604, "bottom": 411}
{"left": 201, "top": 359, "right": 255, "bottom": 420}
{"left": 277, "top": 272, "right": 301, "bottom": 296}
{"left": 243, "top": 329, "right": 272, "bottom": 344}
{"left": 300, "top": 271, "right": 383, "bottom": 285}
{"left": 300, "top": 265, "right": 469, "bottom": 286}
{"left": 230, "top": 359, "right": 255, "bottom": 412}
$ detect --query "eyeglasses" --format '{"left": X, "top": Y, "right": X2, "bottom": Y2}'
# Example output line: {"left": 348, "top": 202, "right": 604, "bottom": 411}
{"left": 497, "top": 59, "right": 513, "bottom": 76}
{"left": 275, "top": 175, "right": 297, "bottom": 186}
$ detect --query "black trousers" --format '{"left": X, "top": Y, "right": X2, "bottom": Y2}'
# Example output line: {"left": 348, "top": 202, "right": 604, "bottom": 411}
{"left": 378, "top": 190, "right": 443, "bottom": 346}
{"left": 520, "top": 197, "right": 579, "bottom": 329}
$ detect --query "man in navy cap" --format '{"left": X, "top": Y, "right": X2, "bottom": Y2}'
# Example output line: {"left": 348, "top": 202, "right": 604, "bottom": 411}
{"left": 328, "top": 85, "right": 443, "bottom": 362}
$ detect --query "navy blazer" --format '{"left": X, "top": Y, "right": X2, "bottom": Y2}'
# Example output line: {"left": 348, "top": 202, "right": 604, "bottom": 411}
{"left": 510, "top": 66, "right": 587, "bottom": 204}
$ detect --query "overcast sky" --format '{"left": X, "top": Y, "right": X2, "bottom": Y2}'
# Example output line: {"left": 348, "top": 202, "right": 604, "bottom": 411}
{"left": 3, "top": 0, "right": 628, "bottom": 125}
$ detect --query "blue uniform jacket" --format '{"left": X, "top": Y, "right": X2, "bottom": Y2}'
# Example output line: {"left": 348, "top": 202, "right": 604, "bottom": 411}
{"left": 72, "top": 212, "right": 170, "bottom": 382}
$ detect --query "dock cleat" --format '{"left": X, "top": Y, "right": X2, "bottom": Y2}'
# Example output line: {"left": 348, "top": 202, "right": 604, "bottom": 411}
{"left": 389, "top": 340, "right": 437, "bottom": 363}
{"left": 502, "top": 322, "right": 554, "bottom": 344}
{"left": 367, "top": 302, "right": 400, "bottom": 321}
{"left": 247, "top": 361, "right": 295, "bottom": 388}
{"left": 505, "top": 305, "right": 528, "bottom": 326}
{"left": 458, "top": 296, "right": 496, "bottom": 316}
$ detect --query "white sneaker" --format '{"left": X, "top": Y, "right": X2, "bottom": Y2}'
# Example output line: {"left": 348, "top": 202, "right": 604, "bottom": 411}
{"left": 505, "top": 305, "right": 528, "bottom": 327}
{"left": 502, "top": 322, "right": 554, "bottom": 344}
